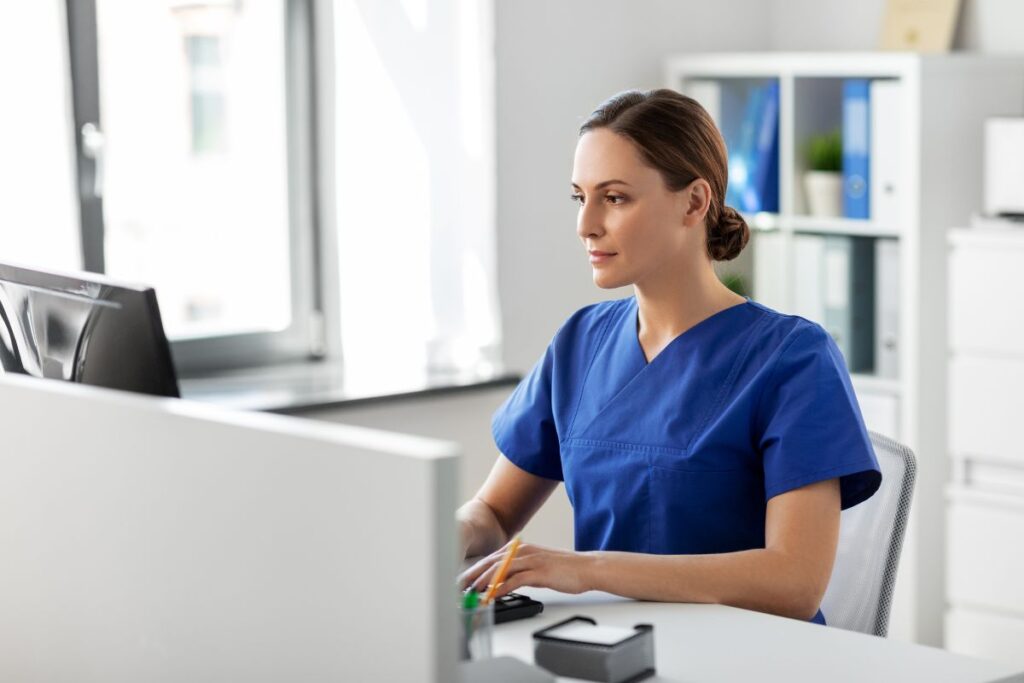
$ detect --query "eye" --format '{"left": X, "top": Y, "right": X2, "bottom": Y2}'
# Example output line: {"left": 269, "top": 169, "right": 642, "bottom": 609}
{"left": 606, "top": 194, "right": 626, "bottom": 204}
{"left": 570, "top": 193, "right": 584, "bottom": 205}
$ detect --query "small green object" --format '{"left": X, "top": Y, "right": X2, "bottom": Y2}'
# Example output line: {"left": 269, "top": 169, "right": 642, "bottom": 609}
{"left": 462, "top": 588, "right": 479, "bottom": 610}
{"left": 805, "top": 129, "right": 843, "bottom": 172}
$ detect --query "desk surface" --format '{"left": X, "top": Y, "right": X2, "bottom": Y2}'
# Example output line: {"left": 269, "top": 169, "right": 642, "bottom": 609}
{"left": 493, "top": 590, "right": 1024, "bottom": 682}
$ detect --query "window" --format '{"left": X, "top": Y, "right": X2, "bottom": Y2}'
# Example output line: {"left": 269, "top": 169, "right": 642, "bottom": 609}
{"left": 0, "top": 1, "right": 81, "bottom": 272}
{"left": 66, "top": 0, "right": 322, "bottom": 373}
{"left": 55, "top": 0, "right": 500, "bottom": 383}
{"left": 185, "top": 35, "right": 227, "bottom": 154}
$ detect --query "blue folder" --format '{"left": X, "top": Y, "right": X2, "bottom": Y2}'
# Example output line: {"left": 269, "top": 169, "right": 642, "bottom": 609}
{"left": 842, "top": 79, "right": 871, "bottom": 219}
{"left": 725, "top": 82, "right": 779, "bottom": 214}
{"left": 749, "top": 81, "right": 779, "bottom": 213}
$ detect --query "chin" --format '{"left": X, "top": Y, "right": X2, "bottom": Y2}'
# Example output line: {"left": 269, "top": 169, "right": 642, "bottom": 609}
{"left": 592, "top": 271, "right": 630, "bottom": 290}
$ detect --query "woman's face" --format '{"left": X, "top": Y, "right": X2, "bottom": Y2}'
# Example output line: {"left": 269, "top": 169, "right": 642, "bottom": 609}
{"left": 571, "top": 128, "right": 704, "bottom": 290}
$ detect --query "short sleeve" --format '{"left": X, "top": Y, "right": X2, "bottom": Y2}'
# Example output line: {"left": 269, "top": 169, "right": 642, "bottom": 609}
{"left": 491, "top": 341, "right": 563, "bottom": 481}
{"left": 758, "top": 324, "right": 881, "bottom": 509}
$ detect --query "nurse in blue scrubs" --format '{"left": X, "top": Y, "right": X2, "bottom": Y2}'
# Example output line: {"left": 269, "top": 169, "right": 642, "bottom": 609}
{"left": 458, "top": 89, "right": 881, "bottom": 624}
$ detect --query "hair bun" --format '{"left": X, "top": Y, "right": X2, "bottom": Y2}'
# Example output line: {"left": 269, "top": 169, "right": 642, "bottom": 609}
{"left": 708, "top": 205, "right": 750, "bottom": 261}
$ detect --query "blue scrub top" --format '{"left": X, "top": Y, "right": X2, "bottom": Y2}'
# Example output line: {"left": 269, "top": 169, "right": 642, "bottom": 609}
{"left": 491, "top": 297, "right": 881, "bottom": 625}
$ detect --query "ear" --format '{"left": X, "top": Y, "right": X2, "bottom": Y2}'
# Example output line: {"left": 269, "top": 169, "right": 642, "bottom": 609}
{"left": 682, "top": 178, "right": 712, "bottom": 227}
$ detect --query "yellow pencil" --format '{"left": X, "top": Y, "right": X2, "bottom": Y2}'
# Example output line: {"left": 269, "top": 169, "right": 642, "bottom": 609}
{"left": 483, "top": 536, "right": 522, "bottom": 606}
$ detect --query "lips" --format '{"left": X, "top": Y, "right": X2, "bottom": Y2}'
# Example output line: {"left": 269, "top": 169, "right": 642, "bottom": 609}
{"left": 588, "top": 250, "right": 616, "bottom": 264}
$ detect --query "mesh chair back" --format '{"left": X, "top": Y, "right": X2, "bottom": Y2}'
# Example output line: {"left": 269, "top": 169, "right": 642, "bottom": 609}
{"left": 819, "top": 431, "right": 916, "bottom": 637}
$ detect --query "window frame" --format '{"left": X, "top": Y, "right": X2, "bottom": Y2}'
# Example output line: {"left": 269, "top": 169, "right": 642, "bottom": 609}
{"left": 64, "top": 0, "right": 333, "bottom": 376}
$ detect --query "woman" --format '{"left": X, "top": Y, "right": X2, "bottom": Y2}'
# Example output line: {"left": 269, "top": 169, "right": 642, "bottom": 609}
{"left": 458, "top": 89, "right": 881, "bottom": 624}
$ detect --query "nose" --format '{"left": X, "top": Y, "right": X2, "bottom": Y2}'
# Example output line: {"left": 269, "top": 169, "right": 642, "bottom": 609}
{"left": 576, "top": 200, "right": 605, "bottom": 242}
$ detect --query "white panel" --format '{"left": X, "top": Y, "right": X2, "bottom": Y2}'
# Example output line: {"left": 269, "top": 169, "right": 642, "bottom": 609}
{"left": 984, "top": 118, "right": 1024, "bottom": 215}
{"left": 946, "top": 607, "right": 1024, "bottom": 669}
{"left": 950, "top": 242, "right": 1024, "bottom": 354}
{"left": 752, "top": 231, "right": 787, "bottom": 312}
{"left": 0, "top": 375, "right": 459, "bottom": 682}
{"left": 949, "top": 355, "right": 1024, "bottom": 464}
{"left": 947, "top": 494, "right": 1024, "bottom": 617}
{"left": 855, "top": 390, "right": 900, "bottom": 441}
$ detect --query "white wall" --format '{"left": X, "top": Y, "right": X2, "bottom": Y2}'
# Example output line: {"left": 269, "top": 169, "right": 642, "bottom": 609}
{"left": 768, "top": 0, "right": 888, "bottom": 51}
{"left": 298, "top": 387, "right": 578, "bottom": 550}
{"left": 494, "top": 0, "right": 772, "bottom": 372}
{"left": 768, "top": 0, "right": 1024, "bottom": 53}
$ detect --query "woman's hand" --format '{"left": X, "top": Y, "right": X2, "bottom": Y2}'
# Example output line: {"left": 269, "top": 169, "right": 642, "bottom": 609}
{"left": 457, "top": 540, "right": 597, "bottom": 598}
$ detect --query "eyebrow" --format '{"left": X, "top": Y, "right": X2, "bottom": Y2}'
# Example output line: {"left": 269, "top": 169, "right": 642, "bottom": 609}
{"left": 571, "top": 179, "right": 632, "bottom": 190}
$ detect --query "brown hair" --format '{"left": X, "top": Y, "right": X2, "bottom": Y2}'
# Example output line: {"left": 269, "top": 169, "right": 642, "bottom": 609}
{"left": 578, "top": 89, "right": 749, "bottom": 261}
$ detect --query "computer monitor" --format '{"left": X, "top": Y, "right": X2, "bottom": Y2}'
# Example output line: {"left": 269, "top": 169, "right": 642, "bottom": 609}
{"left": 0, "top": 261, "right": 180, "bottom": 398}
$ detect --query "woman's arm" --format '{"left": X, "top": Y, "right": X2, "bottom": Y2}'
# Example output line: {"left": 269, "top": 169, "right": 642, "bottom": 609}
{"left": 457, "top": 454, "right": 559, "bottom": 559}
{"left": 461, "top": 477, "right": 840, "bottom": 621}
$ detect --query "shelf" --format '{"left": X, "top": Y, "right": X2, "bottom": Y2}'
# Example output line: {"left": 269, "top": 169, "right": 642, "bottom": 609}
{"left": 950, "top": 225, "right": 1024, "bottom": 249}
{"left": 787, "top": 215, "right": 900, "bottom": 238}
{"left": 741, "top": 212, "right": 782, "bottom": 232}
{"left": 740, "top": 213, "right": 900, "bottom": 237}
{"left": 666, "top": 52, "right": 920, "bottom": 81}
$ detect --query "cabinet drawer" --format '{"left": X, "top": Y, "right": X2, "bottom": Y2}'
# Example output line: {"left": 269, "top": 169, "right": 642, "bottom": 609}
{"left": 950, "top": 243, "right": 1024, "bottom": 353}
{"left": 946, "top": 607, "right": 1024, "bottom": 668}
{"left": 947, "top": 490, "right": 1024, "bottom": 616}
{"left": 949, "top": 355, "right": 1024, "bottom": 464}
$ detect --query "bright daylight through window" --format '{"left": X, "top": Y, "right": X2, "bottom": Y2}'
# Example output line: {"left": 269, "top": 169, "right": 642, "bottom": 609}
{"left": 97, "top": 0, "right": 292, "bottom": 341}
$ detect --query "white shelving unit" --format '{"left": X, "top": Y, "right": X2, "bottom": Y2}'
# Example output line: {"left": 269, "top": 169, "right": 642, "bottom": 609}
{"left": 665, "top": 52, "right": 1024, "bottom": 647}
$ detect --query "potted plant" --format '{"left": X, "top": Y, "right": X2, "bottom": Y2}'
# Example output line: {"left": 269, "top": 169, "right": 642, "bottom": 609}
{"left": 803, "top": 130, "right": 843, "bottom": 217}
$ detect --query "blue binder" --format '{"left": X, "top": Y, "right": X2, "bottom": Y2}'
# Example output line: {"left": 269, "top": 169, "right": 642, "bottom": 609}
{"left": 725, "top": 85, "right": 763, "bottom": 211}
{"left": 725, "top": 82, "right": 779, "bottom": 214}
{"left": 842, "top": 79, "right": 871, "bottom": 219}
{"left": 749, "top": 81, "right": 779, "bottom": 213}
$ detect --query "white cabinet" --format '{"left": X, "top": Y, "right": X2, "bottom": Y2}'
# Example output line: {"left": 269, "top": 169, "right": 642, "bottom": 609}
{"left": 946, "top": 607, "right": 1024, "bottom": 670}
{"left": 947, "top": 228, "right": 1024, "bottom": 665}
{"left": 947, "top": 490, "right": 1024, "bottom": 615}
{"left": 950, "top": 355, "right": 1024, "bottom": 465}
{"left": 949, "top": 231, "right": 1024, "bottom": 354}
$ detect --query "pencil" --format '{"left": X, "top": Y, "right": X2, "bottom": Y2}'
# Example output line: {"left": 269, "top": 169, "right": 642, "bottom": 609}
{"left": 483, "top": 536, "right": 522, "bottom": 606}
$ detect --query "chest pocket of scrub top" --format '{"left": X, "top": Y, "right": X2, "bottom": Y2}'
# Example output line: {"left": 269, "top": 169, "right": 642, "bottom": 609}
{"left": 647, "top": 449, "right": 767, "bottom": 555}
{"left": 561, "top": 437, "right": 766, "bottom": 556}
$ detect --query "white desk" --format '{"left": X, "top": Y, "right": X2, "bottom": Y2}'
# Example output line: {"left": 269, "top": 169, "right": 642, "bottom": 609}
{"left": 493, "top": 590, "right": 1024, "bottom": 682}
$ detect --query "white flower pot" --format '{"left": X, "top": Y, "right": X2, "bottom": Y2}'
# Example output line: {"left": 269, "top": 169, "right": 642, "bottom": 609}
{"left": 804, "top": 171, "right": 843, "bottom": 218}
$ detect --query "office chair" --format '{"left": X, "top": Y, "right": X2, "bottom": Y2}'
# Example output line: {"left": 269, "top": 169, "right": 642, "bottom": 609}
{"left": 819, "top": 431, "right": 917, "bottom": 637}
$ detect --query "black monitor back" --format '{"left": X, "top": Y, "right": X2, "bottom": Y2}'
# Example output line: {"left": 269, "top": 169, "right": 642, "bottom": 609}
{"left": 0, "top": 262, "right": 180, "bottom": 398}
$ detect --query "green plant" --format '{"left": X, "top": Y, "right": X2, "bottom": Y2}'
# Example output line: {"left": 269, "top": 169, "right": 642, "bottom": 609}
{"left": 805, "top": 130, "right": 842, "bottom": 172}
{"left": 719, "top": 273, "right": 748, "bottom": 297}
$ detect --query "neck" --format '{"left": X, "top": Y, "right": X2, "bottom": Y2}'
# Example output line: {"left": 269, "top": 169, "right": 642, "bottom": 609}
{"left": 633, "top": 259, "right": 745, "bottom": 344}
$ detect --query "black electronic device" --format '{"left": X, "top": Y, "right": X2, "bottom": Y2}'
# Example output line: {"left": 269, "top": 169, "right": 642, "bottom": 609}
{"left": 493, "top": 592, "right": 544, "bottom": 624}
{"left": 0, "top": 261, "right": 180, "bottom": 398}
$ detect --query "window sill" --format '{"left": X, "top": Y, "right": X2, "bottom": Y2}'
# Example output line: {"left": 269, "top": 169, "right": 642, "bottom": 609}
{"left": 179, "top": 360, "right": 520, "bottom": 414}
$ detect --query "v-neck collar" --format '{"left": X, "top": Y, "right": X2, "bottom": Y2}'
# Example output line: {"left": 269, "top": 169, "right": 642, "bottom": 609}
{"left": 631, "top": 296, "right": 753, "bottom": 367}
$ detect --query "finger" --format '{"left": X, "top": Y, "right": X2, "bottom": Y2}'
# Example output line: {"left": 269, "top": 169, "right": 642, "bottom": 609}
{"left": 494, "top": 570, "right": 537, "bottom": 599}
{"left": 458, "top": 546, "right": 507, "bottom": 588}
{"left": 472, "top": 560, "right": 502, "bottom": 593}
{"left": 475, "top": 555, "right": 532, "bottom": 594}
{"left": 458, "top": 558, "right": 495, "bottom": 589}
